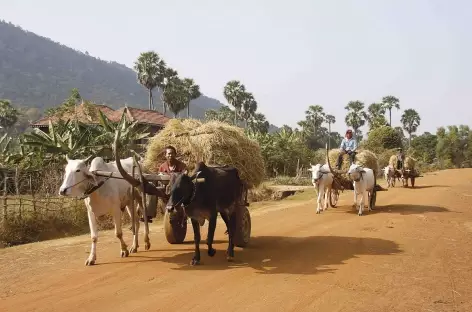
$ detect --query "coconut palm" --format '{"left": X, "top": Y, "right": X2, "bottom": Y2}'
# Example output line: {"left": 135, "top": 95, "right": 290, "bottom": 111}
{"left": 381, "top": 95, "right": 400, "bottom": 126}
{"left": 134, "top": 51, "right": 167, "bottom": 110}
{"left": 401, "top": 108, "right": 421, "bottom": 146}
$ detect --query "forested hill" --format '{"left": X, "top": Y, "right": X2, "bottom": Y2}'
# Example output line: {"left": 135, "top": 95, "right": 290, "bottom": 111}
{"left": 0, "top": 20, "right": 278, "bottom": 131}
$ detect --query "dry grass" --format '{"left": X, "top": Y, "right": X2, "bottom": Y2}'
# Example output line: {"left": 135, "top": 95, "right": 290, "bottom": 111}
{"left": 143, "top": 119, "right": 265, "bottom": 188}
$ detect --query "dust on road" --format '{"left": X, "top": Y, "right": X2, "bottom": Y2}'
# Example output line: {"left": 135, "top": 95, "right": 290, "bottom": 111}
{"left": 1, "top": 169, "right": 472, "bottom": 312}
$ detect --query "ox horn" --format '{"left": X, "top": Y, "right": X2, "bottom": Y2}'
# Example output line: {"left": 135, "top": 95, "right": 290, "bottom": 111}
{"left": 84, "top": 155, "right": 94, "bottom": 163}
{"left": 65, "top": 154, "right": 70, "bottom": 161}
{"left": 191, "top": 171, "right": 205, "bottom": 183}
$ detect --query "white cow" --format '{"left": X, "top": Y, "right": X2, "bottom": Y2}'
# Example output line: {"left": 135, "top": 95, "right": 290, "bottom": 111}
{"left": 308, "top": 163, "right": 334, "bottom": 214}
{"left": 59, "top": 156, "right": 148, "bottom": 266}
{"left": 347, "top": 163, "right": 375, "bottom": 216}
{"left": 383, "top": 165, "right": 396, "bottom": 187}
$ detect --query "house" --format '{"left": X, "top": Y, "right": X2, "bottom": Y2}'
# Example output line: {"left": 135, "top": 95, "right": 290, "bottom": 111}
{"left": 30, "top": 102, "right": 170, "bottom": 137}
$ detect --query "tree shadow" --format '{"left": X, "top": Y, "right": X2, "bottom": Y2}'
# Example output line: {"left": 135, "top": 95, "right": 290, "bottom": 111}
{"left": 345, "top": 204, "right": 450, "bottom": 215}
{"left": 98, "top": 235, "right": 401, "bottom": 275}
{"left": 402, "top": 185, "right": 450, "bottom": 189}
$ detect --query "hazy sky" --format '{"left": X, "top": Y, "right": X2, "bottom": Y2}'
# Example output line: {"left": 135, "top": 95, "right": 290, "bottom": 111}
{"left": 2, "top": 0, "right": 471, "bottom": 135}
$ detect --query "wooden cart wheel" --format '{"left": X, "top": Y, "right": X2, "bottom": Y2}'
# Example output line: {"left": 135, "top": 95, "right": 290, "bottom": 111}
{"left": 164, "top": 210, "right": 187, "bottom": 244}
{"left": 370, "top": 188, "right": 377, "bottom": 210}
{"left": 329, "top": 188, "right": 339, "bottom": 208}
{"left": 233, "top": 206, "right": 251, "bottom": 247}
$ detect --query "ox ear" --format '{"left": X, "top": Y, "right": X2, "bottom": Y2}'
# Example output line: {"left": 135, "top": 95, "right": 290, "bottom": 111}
{"left": 307, "top": 168, "right": 313, "bottom": 172}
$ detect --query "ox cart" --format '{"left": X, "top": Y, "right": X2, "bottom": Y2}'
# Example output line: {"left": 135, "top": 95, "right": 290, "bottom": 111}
{"left": 92, "top": 155, "right": 252, "bottom": 248}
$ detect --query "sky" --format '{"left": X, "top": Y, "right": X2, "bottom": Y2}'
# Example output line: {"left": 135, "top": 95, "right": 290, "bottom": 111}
{"left": 2, "top": 0, "right": 471, "bottom": 136}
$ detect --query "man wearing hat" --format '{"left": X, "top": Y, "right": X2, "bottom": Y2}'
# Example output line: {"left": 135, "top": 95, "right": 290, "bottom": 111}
{"left": 397, "top": 147, "right": 405, "bottom": 170}
{"left": 336, "top": 129, "right": 357, "bottom": 170}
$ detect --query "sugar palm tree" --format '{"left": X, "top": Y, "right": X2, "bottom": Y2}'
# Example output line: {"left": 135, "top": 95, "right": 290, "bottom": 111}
{"left": 134, "top": 51, "right": 167, "bottom": 110}
{"left": 182, "top": 78, "right": 201, "bottom": 118}
{"left": 324, "top": 114, "right": 336, "bottom": 149}
{"left": 401, "top": 108, "right": 421, "bottom": 147}
{"left": 223, "top": 80, "right": 246, "bottom": 125}
{"left": 381, "top": 95, "right": 400, "bottom": 126}
{"left": 344, "top": 101, "right": 366, "bottom": 139}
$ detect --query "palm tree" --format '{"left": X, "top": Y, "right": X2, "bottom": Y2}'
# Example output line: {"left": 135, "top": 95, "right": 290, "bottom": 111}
{"left": 182, "top": 78, "right": 202, "bottom": 118}
{"left": 382, "top": 95, "right": 400, "bottom": 126}
{"left": 223, "top": 80, "right": 246, "bottom": 125}
{"left": 324, "top": 114, "right": 336, "bottom": 149}
{"left": 366, "top": 103, "right": 388, "bottom": 130}
{"left": 305, "top": 105, "right": 325, "bottom": 138}
{"left": 247, "top": 112, "right": 269, "bottom": 134}
{"left": 134, "top": 51, "right": 167, "bottom": 110}
{"left": 163, "top": 78, "right": 187, "bottom": 117}
{"left": 344, "top": 101, "right": 366, "bottom": 139}
{"left": 240, "top": 92, "right": 258, "bottom": 127}
{"left": 160, "top": 67, "right": 178, "bottom": 116}
{"left": 401, "top": 108, "right": 421, "bottom": 147}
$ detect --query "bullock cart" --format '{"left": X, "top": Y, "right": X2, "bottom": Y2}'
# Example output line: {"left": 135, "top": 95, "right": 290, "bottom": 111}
{"left": 92, "top": 133, "right": 252, "bottom": 249}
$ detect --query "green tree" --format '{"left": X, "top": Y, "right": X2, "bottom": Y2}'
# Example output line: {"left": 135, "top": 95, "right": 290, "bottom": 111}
{"left": 0, "top": 99, "right": 20, "bottom": 131}
{"left": 366, "top": 103, "right": 387, "bottom": 130}
{"left": 362, "top": 125, "right": 403, "bottom": 153}
{"left": 400, "top": 108, "right": 421, "bottom": 146}
{"left": 410, "top": 133, "right": 437, "bottom": 163}
{"left": 223, "top": 80, "right": 246, "bottom": 124}
{"left": 381, "top": 95, "right": 400, "bottom": 126}
{"left": 344, "top": 101, "right": 366, "bottom": 140}
{"left": 247, "top": 112, "right": 269, "bottom": 134}
{"left": 134, "top": 51, "right": 166, "bottom": 110}
{"left": 182, "top": 78, "right": 201, "bottom": 118}
{"left": 305, "top": 105, "right": 325, "bottom": 138}
{"left": 204, "top": 105, "right": 234, "bottom": 124}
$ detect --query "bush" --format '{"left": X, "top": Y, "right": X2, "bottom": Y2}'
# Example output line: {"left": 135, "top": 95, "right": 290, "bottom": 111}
{"left": 363, "top": 126, "right": 402, "bottom": 154}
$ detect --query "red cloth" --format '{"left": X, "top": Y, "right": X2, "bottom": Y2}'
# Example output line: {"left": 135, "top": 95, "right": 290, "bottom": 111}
{"left": 158, "top": 159, "right": 187, "bottom": 174}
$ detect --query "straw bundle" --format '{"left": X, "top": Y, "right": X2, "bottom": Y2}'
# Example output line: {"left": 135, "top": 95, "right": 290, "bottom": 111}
{"left": 327, "top": 149, "right": 380, "bottom": 176}
{"left": 388, "top": 155, "right": 398, "bottom": 168}
{"left": 404, "top": 156, "right": 416, "bottom": 170}
{"left": 142, "top": 119, "right": 265, "bottom": 188}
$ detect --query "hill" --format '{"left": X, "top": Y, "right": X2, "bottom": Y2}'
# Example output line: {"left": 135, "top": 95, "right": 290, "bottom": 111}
{"left": 0, "top": 20, "right": 279, "bottom": 132}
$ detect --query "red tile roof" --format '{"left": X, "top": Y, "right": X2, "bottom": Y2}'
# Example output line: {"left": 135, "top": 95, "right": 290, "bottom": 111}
{"left": 31, "top": 103, "right": 170, "bottom": 127}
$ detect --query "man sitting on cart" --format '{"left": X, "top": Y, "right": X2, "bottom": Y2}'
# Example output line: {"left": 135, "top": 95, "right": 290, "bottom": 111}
{"left": 141, "top": 145, "right": 187, "bottom": 222}
{"left": 335, "top": 129, "right": 357, "bottom": 170}
{"left": 396, "top": 147, "right": 405, "bottom": 170}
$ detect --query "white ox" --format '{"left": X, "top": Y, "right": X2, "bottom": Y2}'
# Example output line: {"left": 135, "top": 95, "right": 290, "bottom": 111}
{"left": 308, "top": 163, "right": 334, "bottom": 214}
{"left": 59, "top": 156, "right": 148, "bottom": 266}
{"left": 383, "top": 165, "right": 396, "bottom": 187}
{"left": 347, "top": 163, "right": 376, "bottom": 216}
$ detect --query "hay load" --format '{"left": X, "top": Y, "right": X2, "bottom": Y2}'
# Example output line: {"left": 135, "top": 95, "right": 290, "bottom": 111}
{"left": 142, "top": 119, "right": 265, "bottom": 188}
{"left": 325, "top": 148, "right": 380, "bottom": 189}
{"left": 404, "top": 156, "right": 416, "bottom": 170}
{"left": 327, "top": 149, "right": 380, "bottom": 176}
{"left": 388, "top": 155, "right": 398, "bottom": 168}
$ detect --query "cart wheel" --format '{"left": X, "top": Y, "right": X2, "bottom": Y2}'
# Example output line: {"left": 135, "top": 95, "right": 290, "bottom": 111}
{"left": 234, "top": 206, "right": 251, "bottom": 247}
{"left": 164, "top": 210, "right": 187, "bottom": 244}
{"left": 411, "top": 177, "right": 415, "bottom": 188}
{"left": 329, "top": 189, "right": 339, "bottom": 208}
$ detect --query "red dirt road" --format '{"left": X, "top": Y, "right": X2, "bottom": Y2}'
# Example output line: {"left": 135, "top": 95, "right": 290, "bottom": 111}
{"left": 1, "top": 169, "right": 472, "bottom": 312}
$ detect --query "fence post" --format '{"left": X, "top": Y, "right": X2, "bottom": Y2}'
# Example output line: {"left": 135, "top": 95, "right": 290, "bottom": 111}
{"left": 2, "top": 176, "right": 7, "bottom": 222}
{"left": 29, "top": 175, "right": 37, "bottom": 215}
{"left": 15, "top": 167, "right": 22, "bottom": 219}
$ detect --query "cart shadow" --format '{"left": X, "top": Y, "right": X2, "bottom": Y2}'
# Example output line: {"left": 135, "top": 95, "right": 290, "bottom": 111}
{"left": 344, "top": 204, "right": 450, "bottom": 215}
{"left": 102, "top": 235, "right": 401, "bottom": 275}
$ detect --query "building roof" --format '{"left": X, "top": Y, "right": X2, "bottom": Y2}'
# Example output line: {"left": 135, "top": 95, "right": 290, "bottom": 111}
{"left": 31, "top": 103, "right": 169, "bottom": 127}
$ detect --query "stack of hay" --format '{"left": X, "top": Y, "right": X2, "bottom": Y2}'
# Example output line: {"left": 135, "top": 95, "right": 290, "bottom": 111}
{"left": 404, "top": 156, "right": 416, "bottom": 170}
{"left": 142, "top": 119, "right": 265, "bottom": 188}
{"left": 326, "top": 149, "right": 380, "bottom": 188}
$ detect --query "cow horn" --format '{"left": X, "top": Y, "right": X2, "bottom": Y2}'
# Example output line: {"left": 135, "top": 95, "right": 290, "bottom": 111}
{"left": 65, "top": 154, "right": 70, "bottom": 161}
{"left": 113, "top": 129, "right": 140, "bottom": 188}
{"left": 84, "top": 155, "right": 94, "bottom": 163}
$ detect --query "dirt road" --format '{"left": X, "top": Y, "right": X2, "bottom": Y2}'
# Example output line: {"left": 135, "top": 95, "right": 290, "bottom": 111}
{"left": 1, "top": 169, "right": 472, "bottom": 312}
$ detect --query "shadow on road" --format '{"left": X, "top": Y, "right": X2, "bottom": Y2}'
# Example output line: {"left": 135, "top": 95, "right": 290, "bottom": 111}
{"left": 100, "top": 235, "right": 401, "bottom": 275}
{"left": 404, "top": 185, "right": 450, "bottom": 189}
{"left": 345, "top": 204, "right": 449, "bottom": 216}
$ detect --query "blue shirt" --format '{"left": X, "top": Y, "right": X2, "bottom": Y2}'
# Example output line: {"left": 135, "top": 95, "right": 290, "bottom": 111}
{"left": 340, "top": 137, "right": 357, "bottom": 152}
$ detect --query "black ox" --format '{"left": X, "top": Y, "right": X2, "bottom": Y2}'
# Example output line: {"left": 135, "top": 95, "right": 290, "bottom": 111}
{"left": 165, "top": 162, "right": 244, "bottom": 265}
